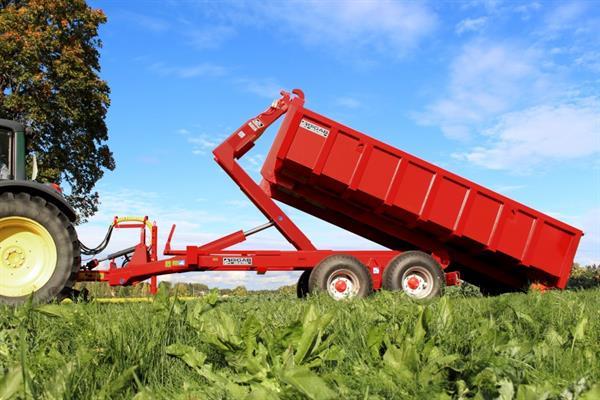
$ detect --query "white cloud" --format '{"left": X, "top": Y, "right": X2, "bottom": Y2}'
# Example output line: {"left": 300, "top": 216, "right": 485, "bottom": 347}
{"left": 149, "top": 62, "right": 227, "bottom": 78}
{"left": 177, "top": 127, "right": 226, "bottom": 155}
{"left": 187, "top": 134, "right": 223, "bottom": 155}
{"left": 454, "top": 98, "right": 600, "bottom": 171}
{"left": 419, "top": 39, "right": 600, "bottom": 174}
{"left": 575, "top": 51, "right": 600, "bottom": 73}
{"left": 225, "top": 199, "right": 250, "bottom": 208}
{"left": 186, "top": 25, "right": 236, "bottom": 49}
{"left": 513, "top": 2, "right": 542, "bottom": 19}
{"left": 577, "top": 208, "right": 600, "bottom": 265}
{"left": 163, "top": 271, "right": 301, "bottom": 290}
{"left": 335, "top": 96, "right": 361, "bottom": 109}
{"left": 418, "top": 41, "right": 551, "bottom": 140}
{"left": 228, "top": 0, "right": 436, "bottom": 57}
{"left": 455, "top": 17, "right": 488, "bottom": 34}
{"left": 491, "top": 184, "right": 525, "bottom": 193}
{"left": 185, "top": 0, "right": 436, "bottom": 54}
{"left": 244, "top": 154, "right": 264, "bottom": 167}
{"left": 235, "top": 78, "right": 282, "bottom": 99}
{"left": 119, "top": 11, "right": 170, "bottom": 32}
{"left": 544, "top": 1, "right": 588, "bottom": 32}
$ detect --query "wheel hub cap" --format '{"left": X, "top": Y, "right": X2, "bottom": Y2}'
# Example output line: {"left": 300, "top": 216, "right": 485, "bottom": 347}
{"left": 401, "top": 266, "right": 434, "bottom": 299}
{"left": 334, "top": 279, "right": 347, "bottom": 292}
{"left": 3, "top": 246, "right": 26, "bottom": 268}
{"left": 407, "top": 276, "right": 420, "bottom": 290}
{"left": 0, "top": 217, "right": 57, "bottom": 297}
{"left": 326, "top": 269, "right": 360, "bottom": 300}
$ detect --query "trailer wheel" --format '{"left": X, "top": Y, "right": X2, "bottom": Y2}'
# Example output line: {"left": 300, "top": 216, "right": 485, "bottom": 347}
{"left": 309, "top": 255, "right": 373, "bottom": 300}
{"left": 0, "top": 192, "right": 80, "bottom": 305}
{"left": 383, "top": 251, "right": 444, "bottom": 300}
{"left": 296, "top": 270, "right": 311, "bottom": 298}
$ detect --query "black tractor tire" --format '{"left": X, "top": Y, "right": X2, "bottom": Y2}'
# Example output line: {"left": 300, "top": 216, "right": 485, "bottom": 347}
{"left": 296, "top": 270, "right": 311, "bottom": 299}
{"left": 383, "top": 251, "right": 445, "bottom": 300}
{"left": 0, "top": 192, "right": 80, "bottom": 305}
{"left": 308, "top": 255, "right": 373, "bottom": 300}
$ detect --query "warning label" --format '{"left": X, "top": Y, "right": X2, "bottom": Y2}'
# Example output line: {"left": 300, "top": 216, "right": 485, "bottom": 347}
{"left": 248, "top": 118, "right": 264, "bottom": 131}
{"left": 300, "top": 119, "right": 329, "bottom": 138}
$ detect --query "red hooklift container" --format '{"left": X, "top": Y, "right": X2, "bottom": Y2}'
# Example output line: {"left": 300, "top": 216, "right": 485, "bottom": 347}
{"left": 260, "top": 100, "right": 583, "bottom": 290}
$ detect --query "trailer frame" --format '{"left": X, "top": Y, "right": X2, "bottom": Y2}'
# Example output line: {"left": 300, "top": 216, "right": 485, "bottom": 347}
{"left": 77, "top": 90, "right": 459, "bottom": 296}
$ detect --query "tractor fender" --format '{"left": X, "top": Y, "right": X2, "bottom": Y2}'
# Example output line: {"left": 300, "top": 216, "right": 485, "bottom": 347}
{"left": 0, "top": 181, "right": 77, "bottom": 222}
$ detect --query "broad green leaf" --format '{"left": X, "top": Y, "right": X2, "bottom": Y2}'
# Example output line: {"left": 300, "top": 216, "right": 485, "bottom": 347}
{"left": 366, "top": 325, "right": 385, "bottom": 358}
{"left": 0, "top": 365, "right": 22, "bottom": 400}
{"left": 320, "top": 345, "right": 345, "bottom": 362}
{"left": 383, "top": 345, "right": 404, "bottom": 371}
{"left": 132, "top": 388, "right": 157, "bottom": 400}
{"left": 382, "top": 345, "right": 413, "bottom": 383}
{"left": 280, "top": 366, "right": 336, "bottom": 400}
{"left": 206, "top": 289, "right": 220, "bottom": 305}
{"left": 43, "top": 359, "right": 75, "bottom": 400}
{"left": 166, "top": 344, "right": 207, "bottom": 369}
{"left": 413, "top": 307, "right": 426, "bottom": 344}
{"left": 303, "top": 304, "right": 319, "bottom": 327}
{"left": 497, "top": 379, "right": 515, "bottom": 400}
{"left": 295, "top": 308, "right": 334, "bottom": 365}
{"left": 101, "top": 366, "right": 138, "bottom": 398}
{"left": 571, "top": 316, "right": 588, "bottom": 352}
{"left": 295, "top": 322, "right": 318, "bottom": 365}
{"left": 437, "top": 297, "right": 453, "bottom": 330}
{"left": 516, "top": 384, "right": 550, "bottom": 400}
{"left": 246, "top": 384, "right": 281, "bottom": 400}
{"left": 241, "top": 314, "right": 262, "bottom": 356}
{"left": 544, "top": 329, "right": 565, "bottom": 347}
{"left": 572, "top": 317, "right": 588, "bottom": 342}
{"left": 196, "top": 365, "right": 248, "bottom": 399}
{"left": 581, "top": 384, "right": 600, "bottom": 400}
{"left": 33, "top": 304, "right": 75, "bottom": 320}
{"left": 515, "top": 310, "right": 534, "bottom": 326}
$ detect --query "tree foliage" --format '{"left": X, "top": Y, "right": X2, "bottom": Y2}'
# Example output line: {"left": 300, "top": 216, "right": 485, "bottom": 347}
{"left": 0, "top": 0, "right": 114, "bottom": 220}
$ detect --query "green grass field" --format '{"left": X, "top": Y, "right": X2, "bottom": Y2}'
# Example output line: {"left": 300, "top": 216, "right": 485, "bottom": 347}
{"left": 1, "top": 289, "right": 599, "bottom": 399}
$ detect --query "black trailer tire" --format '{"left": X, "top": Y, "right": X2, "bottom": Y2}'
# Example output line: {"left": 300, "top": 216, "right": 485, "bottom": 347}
{"left": 479, "top": 284, "right": 518, "bottom": 296}
{"left": 0, "top": 192, "right": 80, "bottom": 305}
{"left": 308, "top": 255, "right": 373, "bottom": 300}
{"left": 297, "top": 270, "right": 311, "bottom": 299}
{"left": 383, "top": 251, "right": 445, "bottom": 300}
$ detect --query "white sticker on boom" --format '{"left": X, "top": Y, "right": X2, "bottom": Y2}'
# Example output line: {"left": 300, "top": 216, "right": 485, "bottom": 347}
{"left": 300, "top": 119, "right": 329, "bottom": 138}
{"left": 222, "top": 257, "right": 253, "bottom": 266}
{"left": 248, "top": 118, "right": 264, "bottom": 132}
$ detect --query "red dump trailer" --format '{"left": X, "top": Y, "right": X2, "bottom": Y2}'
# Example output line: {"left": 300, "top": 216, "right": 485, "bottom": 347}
{"left": 77, "top": 90, "right": 583, "bottom": 300}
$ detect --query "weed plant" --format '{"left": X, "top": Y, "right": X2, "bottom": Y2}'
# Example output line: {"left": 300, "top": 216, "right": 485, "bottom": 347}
{"left": 0, "top": 289, "right": 599, "bottom": 399}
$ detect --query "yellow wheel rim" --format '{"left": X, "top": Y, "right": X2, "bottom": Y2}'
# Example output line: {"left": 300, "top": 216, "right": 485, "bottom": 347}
{"left": 0, "top": 217, "right": 57, "bottom": 297}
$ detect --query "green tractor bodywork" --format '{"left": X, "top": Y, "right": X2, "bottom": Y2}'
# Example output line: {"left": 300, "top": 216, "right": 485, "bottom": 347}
{"left": 0, "top": 119, "right": 80, "bottom": 305}
{"left": 0, "top": 119, "right": 27, "bottom": 181}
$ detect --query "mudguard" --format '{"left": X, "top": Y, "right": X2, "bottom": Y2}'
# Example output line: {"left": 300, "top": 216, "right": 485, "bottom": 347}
{"left": 0, "top": 180, "right": 77, "bottom": 222}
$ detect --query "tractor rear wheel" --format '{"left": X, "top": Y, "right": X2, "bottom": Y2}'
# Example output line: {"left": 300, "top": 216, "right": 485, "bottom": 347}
{"left": 0, "top": 192, "right": 80, "bottom": 305}
{"left": 309, "top": 255, "right": 373, "bottom": 300}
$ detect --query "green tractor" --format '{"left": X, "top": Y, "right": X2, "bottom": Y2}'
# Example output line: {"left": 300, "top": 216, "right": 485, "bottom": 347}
{"left": 0, "top": 119, "right": 80, "bottom": 305}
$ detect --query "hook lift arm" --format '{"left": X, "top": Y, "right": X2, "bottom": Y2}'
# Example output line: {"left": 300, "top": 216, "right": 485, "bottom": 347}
{"left": 165, "top": 89, "right": 316, "bottom": 254}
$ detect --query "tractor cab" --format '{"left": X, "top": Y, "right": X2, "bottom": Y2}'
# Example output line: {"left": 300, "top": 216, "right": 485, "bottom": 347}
{"left": 0, "top": 119, "right": 26, "bottom": 181}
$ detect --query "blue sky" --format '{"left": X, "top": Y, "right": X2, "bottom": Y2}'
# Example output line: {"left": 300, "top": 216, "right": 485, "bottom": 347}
{"left": 80, "top": 0, "right": 600, "bottom": 289}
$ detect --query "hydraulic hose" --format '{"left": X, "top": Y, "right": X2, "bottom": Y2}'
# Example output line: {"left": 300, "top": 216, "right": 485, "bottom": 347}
{"left": 79, "top": 224, "right": 114, "bottom": 256}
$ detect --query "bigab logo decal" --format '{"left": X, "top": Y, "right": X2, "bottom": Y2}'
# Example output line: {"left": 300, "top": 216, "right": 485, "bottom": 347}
{"left": 222, "top": 257, "right": 253, "bottom": 266}
{"left": 300, "top": 119, "right": 329, "bottom": 138}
